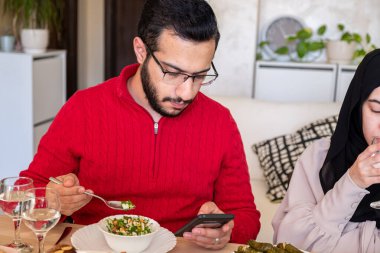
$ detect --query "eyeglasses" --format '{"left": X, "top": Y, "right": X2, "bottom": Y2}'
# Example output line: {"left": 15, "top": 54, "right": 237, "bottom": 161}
{"left": 145, "top": 45, "right": 218, "bottom": 86}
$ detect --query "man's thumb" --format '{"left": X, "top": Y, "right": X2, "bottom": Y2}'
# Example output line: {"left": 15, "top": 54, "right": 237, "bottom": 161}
{"left": 62, "top": 173, "right": 79, "bottom": 187}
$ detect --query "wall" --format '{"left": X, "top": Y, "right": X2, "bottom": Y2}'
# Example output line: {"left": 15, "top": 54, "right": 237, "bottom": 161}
{"left": 76, "top": 0, "right": 379, "bottom": 96}
{"left": 76, "top": 0, "right": 260, "bottom": 98}
{"left": 202, "top": 0, "right": 259, "bottom": 97}
{"left": 0, "top": 0, "right": 13, "bottom": 35}
{"left": 78, "top": 0, "right": 104, "bottom": 90}
{"left": 2, "top": 1, "right": 379, "bottom": 94}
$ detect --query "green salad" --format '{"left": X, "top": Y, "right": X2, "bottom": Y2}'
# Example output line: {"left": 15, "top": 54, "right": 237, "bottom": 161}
{"left": 121, "top": 200, "right": 135, "bottom": 210}
{"left": 105, "top": 216, "right": 152, "bottom": 236}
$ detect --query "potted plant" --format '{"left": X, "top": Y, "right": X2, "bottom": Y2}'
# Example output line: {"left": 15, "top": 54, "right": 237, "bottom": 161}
{"left": 351, "top": 32, "right": 377, "bottom": 63}
{"left": 2, "top": 0, "right": 64, "bottom": 54}
{"left": 256, "top": 41, "right": 270, "bottom": 61}
{"left": 326, "top": 24, "right": 377, "bottom": 64}
{"left": 273, "top": 25, "right": 326, "bottom": 62}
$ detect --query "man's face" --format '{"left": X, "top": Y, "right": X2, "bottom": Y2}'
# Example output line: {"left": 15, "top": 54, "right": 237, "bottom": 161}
{"left": 140, "top": 29, "right": 216, "bottom": 117}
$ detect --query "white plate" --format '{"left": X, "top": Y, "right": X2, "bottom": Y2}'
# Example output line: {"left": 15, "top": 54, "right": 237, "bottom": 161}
{"left": 0, "top": 246, "right": 18, "bottom": 253}
{"left": 71, "top": 224, "right": 176, "bottom": 253}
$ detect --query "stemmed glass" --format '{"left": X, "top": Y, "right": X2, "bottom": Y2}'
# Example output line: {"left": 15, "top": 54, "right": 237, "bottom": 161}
{"left": 370, "top": 136, "right": 380, "bottom": 209}
{"left": 0, "top": 176, "right": 34, "bottom": 252}
{"left": 22, "top": 187, "right": 61, "bottom": 253}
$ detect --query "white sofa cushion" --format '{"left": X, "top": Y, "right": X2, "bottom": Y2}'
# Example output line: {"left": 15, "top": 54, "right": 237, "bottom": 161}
{"left": 211, "top": 96, "right": 341, "bottom": 181}
{"left": 210, "top": 96, "right": 341, "bottom": 243}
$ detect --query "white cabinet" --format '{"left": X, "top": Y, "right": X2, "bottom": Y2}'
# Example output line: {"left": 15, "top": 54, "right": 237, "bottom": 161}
{"left": 335, "top": 64, "right": 356, "bottom": 103}
{"left": 254, "top": 61, "right": 357, "bottom": 102}
{"left": 0, "top": 50, "right": 66, "bottom": 178}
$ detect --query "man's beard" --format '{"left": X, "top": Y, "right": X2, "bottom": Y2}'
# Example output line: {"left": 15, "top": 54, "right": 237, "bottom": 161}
{"left": 141, "top": 58, "right": 193, "bottom": 117}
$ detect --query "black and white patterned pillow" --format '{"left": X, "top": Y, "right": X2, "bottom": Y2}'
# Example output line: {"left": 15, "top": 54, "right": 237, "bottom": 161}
{"left": 252, "top": 115, "right": 338, "bottom": 202}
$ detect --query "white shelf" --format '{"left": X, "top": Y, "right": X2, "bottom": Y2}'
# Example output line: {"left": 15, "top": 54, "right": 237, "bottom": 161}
{"left": 335, "top": 64, "right": 356, "bottom": 103}
{"left": 254, "top": 60, "right": 357, "bottom": 102}
{"left": 0, "top": 50, "right": 66, "bottom": 178}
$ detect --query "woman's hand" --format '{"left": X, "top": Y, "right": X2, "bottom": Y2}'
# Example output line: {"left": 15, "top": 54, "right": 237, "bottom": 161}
{"left": 182, "top": 201, "right": 234, "bottom": 249}
{"left": 349, "top": 142, "right": 380, "bottom": 188}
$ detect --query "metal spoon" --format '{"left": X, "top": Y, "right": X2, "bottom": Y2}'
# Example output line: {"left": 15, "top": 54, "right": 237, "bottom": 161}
{"left": 49, "top": 177, "right": 135, "bottom": 211}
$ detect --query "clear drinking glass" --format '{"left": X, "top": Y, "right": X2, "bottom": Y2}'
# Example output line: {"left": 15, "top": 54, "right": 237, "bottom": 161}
{"left": 370, "top": 136, "right": 380, "bottom": 209}
{"left": 22, "top": 187, "right": 61, "bottom": 253}
{"left": 0, "top": 176, "right": 34, "bottom": 252}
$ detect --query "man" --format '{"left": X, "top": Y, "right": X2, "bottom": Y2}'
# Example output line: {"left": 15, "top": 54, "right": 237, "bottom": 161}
{"left": 20, "top": 0, "right": 260, "bottom": 248}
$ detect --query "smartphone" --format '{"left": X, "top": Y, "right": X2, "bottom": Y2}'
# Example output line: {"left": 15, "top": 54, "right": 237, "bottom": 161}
{"left": 174, "top": 213, "right": 234, "bottom": 237}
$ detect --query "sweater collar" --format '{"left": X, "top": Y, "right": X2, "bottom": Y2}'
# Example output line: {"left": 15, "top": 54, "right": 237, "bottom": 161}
{"left": 116, "top": 63, "right": 140, "bottom": 103}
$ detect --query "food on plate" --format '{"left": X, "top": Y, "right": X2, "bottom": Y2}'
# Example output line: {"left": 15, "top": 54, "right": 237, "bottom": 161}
{"left": 105, "top": 215, "right": 153, "bottom": 236}
{"left": 121, "top": 200, "right": 135, "bottom": 210}
{"left": 234, "top": 240, "right": 304, "bottom": 253}
{"left": 47, "top": 244, "right": 76, "bottom": 253}
{"left": 276, "top": 242, "right": 304, "bottom": 253}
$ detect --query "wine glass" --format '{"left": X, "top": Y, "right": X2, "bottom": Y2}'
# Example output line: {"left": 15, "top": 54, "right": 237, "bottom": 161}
{"left": 0, "top": 176, "right": 34, "bottom": 252}
{"left": 370, "top": 136, "right": 380, "bottom": 209}
{"left": 22, "top": 187, "right": 61, "bottom": 253}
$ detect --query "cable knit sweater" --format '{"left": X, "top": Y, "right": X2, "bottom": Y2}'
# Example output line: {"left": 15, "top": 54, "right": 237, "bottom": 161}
{"left": 20, "top": 64, "right": 260, "bottom": 243}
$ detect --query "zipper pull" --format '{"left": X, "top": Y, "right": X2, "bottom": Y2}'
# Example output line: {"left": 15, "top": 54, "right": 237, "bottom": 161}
{"left": 154, "top": 122, "right": 159, "bottom": 135}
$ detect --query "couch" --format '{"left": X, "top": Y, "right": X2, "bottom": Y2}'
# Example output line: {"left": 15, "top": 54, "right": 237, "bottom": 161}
{"left": 211, "top": 96, "right": 341, "bottom": 243}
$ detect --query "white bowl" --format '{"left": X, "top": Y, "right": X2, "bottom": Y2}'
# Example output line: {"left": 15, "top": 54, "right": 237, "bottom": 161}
{"left": 98, "top": 214, "right": 160, "bottom": 253}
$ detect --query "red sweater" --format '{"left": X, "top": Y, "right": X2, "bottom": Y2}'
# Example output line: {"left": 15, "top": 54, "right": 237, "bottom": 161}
{"left": 21, "top": 64, "right": 260, "bottom": 243}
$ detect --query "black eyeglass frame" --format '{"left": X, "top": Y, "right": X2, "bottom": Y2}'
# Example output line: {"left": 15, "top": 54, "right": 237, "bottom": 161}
{"left": 145, "top": 44, "right": 219, "bottom": 86}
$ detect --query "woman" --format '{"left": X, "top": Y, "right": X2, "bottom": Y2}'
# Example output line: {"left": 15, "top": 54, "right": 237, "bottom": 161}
{"left": 272, "top": 49, "right": 380, "bottom": 253}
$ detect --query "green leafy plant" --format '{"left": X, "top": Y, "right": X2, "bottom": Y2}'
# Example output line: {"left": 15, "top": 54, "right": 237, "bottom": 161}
{"left": 275, "top": 25, "right": 327, "bottom": 61}
{"left": 2, "top": 0, "right": 64, "bottom": 36}
{"left": 256, "top": 41, "right": 270, "bottom": 61}
{"left": 335, "top": 23, "right": 377, "bottom": 60}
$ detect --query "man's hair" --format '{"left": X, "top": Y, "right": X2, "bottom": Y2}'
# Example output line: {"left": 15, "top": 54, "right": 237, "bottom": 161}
{"left": 138, "top": 0, "right": 220, "bottom": 52}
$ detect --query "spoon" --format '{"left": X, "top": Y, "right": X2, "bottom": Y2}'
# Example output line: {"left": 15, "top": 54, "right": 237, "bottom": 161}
{"left": 48, "top": 177, "right": 135, "bottom": 211}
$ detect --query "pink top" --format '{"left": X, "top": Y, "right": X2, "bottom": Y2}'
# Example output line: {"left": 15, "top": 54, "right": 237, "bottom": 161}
{"left": 272, "top": 138, "right": 380, "bottom": 253}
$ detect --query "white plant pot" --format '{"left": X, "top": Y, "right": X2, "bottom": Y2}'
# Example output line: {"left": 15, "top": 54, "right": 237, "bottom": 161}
{"left": 326, "top": 40, "right": 356, "bottom": 64}
{"left": 21, "top": 29, "right": 49, "bottom": 54}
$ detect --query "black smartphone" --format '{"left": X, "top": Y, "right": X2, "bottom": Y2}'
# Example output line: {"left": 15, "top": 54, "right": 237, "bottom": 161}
{"left": 174, "top": 213, "right": 234, "bottom": 237}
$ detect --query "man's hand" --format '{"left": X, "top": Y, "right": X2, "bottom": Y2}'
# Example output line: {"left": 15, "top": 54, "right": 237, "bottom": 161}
{"left": 47, "top": 173, "right": 92, "bottom": 216}
{"left": 183, "top": 201, "right": 234, "bottom": 249}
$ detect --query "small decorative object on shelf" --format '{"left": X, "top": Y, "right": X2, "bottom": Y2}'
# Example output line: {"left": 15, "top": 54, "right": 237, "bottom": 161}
{"left": 326, "top": 23, "right": 378, "bottom": 64}
{"left": 259, "top": 15, "right": 326, "bottom": 63}
{"left": 2, "top": 0, "right": 64, "bottom": 54}
{"left": 258, "top": 21, "right": 378, "bottom": 64}
{"left": 273, "top": 25, "right": 327, "bottom": 62}
{"left": 0, "top": 34, "right": 15, "bottom": 52}
{"left": 260, "top": 16, "right": 304, "bottom": 61}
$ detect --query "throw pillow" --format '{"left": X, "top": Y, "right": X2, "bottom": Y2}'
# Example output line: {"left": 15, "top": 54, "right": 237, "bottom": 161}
{"left": 252, "top": 115, "right": 338, "bottom": 202}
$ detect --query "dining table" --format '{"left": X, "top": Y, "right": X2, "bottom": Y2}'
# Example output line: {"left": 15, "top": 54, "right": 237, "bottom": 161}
{"left": 0, "top": 215, "right": 242, "bottom": 253}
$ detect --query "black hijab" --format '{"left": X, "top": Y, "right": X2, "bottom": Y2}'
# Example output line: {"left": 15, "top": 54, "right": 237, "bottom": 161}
{"left": 319, "top": 49, "right": 380, "bottom": 227}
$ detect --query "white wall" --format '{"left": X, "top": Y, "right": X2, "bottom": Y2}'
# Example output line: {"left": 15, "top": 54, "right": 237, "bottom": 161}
{"left": 202, "top": 0, "right": 380, "bottom": 97}
{"left": 78, "top": 0, "right": 104, "bottom": 90}
{"left": 202, "top": 0, "right": 260, "bottom": 97}
{"left": 0, "top": 0, "right": 12, "bottom": 35}
{"left": 77, "top": 0, "right": 379, "bottom": 96}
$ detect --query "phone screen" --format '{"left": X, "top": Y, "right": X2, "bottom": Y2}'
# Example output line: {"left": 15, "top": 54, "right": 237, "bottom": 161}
{"left": 174, "top": 213, "right": 234, "bottom": 236}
